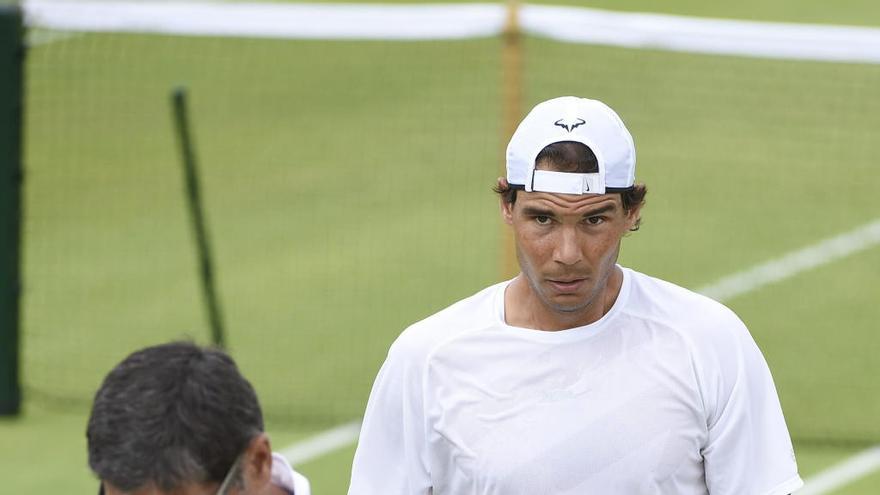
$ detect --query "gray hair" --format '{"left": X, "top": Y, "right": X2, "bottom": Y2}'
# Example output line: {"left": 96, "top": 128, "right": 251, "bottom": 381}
{"left": 87, "top": 342, "right": 263, "bottom": 491}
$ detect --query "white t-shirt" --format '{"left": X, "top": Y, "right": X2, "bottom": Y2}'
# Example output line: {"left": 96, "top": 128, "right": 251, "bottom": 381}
{"left": 349, "top": 267, "right": 802, "bottom": 495}
{"left": 272, "top": 453, "right": 311, "bottom": 495}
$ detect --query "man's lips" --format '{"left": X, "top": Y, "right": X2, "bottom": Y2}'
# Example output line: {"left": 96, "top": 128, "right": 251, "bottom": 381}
{"left": 547, "top": 278, "right": 587, "bottom": 292}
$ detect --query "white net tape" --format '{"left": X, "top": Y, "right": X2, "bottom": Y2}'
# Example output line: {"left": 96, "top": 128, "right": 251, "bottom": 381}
{"left": 23, "top": 0, "right": 880, "bottom": 64}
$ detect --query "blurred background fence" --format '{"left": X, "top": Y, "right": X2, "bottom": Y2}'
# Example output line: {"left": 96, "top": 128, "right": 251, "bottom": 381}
{"left": 14, "top": 0, "right": 880, "bottom": 445}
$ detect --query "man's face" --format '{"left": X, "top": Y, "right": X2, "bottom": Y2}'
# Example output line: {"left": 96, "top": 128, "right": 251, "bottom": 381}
{"left": 502, "top": 187, "right": 639, "bottom": 319}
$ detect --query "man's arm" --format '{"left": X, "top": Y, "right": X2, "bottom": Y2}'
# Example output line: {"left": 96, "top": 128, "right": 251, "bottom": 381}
{"left": 348, "top": 338, "right": 432, "bottom": 495}
{"left": 699, "top": 313, "right": 803, "bottom": 495}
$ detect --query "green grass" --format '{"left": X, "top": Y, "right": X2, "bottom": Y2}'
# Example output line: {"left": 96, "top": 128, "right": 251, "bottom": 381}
{"left": 2, "top": 404, "right": 876, "bottom": 493}
{"left": 23, "top": 34, "right": 504, "bottom": 423}
{"left": 8, "top": 0, "right": 880, "bottom": 493}
{"left": 734, "top": 247, "right": 880, "bottom": 443}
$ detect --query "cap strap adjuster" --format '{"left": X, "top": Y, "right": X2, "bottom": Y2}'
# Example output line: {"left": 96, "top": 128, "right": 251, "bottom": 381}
{"left": 529, "top": 170, "right": 605, "bottom": 195}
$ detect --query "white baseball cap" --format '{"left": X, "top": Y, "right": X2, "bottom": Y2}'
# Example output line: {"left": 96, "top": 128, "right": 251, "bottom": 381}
{"left": 506, "top": 96, "right": 636, "bottom": 195}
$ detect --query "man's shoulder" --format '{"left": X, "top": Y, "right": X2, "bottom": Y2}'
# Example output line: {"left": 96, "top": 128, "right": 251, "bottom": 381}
{"left": 623, "top": 267, "right": 745, "bottom": 333}
{"left": 623, "top": 267, "right": 755, "bottom": 375}
{"left": 388, "top": 281, "right": 505, "bottom": 360}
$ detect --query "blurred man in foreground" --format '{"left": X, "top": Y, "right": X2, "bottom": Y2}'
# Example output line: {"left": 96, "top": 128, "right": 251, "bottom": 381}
{"left": 349, "top": 96, "right": 802, "bottom": 494}
{"left": 88, "top": 341, "right": 310, "bottom": 495}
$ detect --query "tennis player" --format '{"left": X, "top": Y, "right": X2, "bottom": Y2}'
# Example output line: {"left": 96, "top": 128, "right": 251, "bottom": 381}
{"left": 348, "top": 96, "right": 802, "bottom": 494}
{"left": 88, "top": 341, "right": 310, "bottom": 495}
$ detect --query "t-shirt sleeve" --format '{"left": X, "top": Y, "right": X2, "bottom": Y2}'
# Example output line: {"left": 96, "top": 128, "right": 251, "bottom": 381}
{"left": 348, "top": 334, "right": 432, "bottom": 495}
{"left": 698, "top": 311, "right": 803, "bottom": 495}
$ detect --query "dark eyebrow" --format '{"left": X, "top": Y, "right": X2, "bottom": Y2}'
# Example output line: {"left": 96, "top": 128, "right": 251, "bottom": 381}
{"left": 521, "top": 207, "right": 555, "bottom": 217}
{"left": 581, "top": 204, "right": 617, "bottom": 218}
{"left": 521, "top": 203, "right": 618, "bottom": 219}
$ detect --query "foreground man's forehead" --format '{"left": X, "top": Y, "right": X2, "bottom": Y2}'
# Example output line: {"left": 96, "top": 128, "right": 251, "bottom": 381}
{"left": 518, "top": 191, "right": 623, "bottom": 211}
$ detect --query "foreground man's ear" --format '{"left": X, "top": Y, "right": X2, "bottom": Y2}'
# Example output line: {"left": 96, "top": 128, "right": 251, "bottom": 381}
{"left": 242, "top": 434, "right": 275, "bottom": 492}
{"left": 498, "top": 177, "right": 514, "bottom": 225}
{"left": 625, "top": 201, "right": 643, "bottom": 232}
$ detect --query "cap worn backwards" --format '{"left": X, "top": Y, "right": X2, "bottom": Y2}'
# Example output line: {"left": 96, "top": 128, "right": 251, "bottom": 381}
{"left": 505, "top": 96, "right": 636, "bottom": 195}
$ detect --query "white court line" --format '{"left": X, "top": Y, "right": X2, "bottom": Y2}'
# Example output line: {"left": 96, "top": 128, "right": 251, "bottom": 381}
{"left": 280, "top": 420, "right": 361, "bottom": 466}
{"left": 697, "top": 218, "right": 880, "bottom": 302}
{"left": 798, "top": 446, "right": 880, "bottom": 495}
{"left": 281, "top": 218, "right": 880, "bottom": 489}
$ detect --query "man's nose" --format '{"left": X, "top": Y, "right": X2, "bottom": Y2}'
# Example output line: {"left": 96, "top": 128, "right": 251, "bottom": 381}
{"left": 553, "top": 227, "right": 582, "bottom": 266}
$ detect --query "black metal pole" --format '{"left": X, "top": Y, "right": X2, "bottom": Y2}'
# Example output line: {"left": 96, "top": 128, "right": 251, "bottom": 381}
{"left": 0, "top": 5, "right": 24, "bottom": 416}
{"left": 171, "top": 87, "right": 227, "bottom": 348}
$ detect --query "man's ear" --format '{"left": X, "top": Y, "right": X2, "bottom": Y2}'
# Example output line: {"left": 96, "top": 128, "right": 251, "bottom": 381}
{"left": 497, "top": 177, "right": 514, "bottom": 226}
{"left": 625, "top": 201, "right": 643, "bottom": 231}
{"left": 242, "top": 434, "right": 274, "bottom": 491}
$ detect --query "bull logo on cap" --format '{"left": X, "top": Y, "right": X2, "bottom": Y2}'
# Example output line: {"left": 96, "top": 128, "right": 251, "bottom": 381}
{"left": 554, "top": 118, "right": 586, "bottom": 132}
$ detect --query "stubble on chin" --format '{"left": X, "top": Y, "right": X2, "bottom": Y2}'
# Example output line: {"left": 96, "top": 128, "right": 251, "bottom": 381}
{"left": 521, "top": 270, "right": 596, "bottom": 315}
{"left": 542, "top": 285, "right": 600, "bottom": 314}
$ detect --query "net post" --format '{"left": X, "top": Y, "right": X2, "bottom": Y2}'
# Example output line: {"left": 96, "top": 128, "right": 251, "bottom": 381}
{"left": 171, "top": 87, "right": 227, "bottom": 349}
{"left": 501, "top": 0, "right": 522, "bottom": 279}
{"left": 0, "top": 5, "right": 24, "bottom": 416}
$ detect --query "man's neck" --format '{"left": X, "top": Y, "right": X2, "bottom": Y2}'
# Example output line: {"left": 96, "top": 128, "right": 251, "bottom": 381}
{"left": 504, "top": 266, "right": 623, "bottom": 331}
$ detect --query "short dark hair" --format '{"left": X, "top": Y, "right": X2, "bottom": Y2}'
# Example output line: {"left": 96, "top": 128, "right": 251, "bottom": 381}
{"left": 494, "top": 141, "right": 647, "bottom": 231}
{"left": 87, "top": 341, "right": 264, "bottom": 492}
